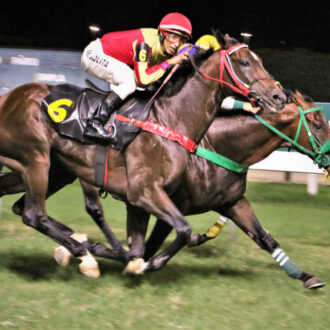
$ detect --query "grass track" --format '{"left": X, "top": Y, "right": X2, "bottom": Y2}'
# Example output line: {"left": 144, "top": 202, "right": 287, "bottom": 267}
{"left": 0, "top": 181, "right": 329, "bottom": 329}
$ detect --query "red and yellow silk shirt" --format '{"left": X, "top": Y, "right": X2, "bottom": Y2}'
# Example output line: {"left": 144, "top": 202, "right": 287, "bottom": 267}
{"left": 100, "top": 28, "right": 171, "bottom": 86}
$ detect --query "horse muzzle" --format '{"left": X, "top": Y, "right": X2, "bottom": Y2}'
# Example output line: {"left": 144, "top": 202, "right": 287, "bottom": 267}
{"left": 251, "top": 87, "right": 287, "bottom": 113}
{"left": 271, "top": 89, "right": 287, "bottom": 110}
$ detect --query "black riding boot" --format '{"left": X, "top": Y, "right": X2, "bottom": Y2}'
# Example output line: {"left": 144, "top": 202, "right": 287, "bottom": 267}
{"left": 84, "top": 92, "right": 122, "bottom": 143}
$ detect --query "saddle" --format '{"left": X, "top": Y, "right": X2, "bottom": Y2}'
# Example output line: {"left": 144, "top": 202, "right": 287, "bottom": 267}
{"left": 41, "top": 83, "right": 153, "bottom": 150}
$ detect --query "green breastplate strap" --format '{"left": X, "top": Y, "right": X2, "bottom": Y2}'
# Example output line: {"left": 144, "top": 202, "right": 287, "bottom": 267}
{"left": 195, "top": 146, "right": 249, "bottom": 174}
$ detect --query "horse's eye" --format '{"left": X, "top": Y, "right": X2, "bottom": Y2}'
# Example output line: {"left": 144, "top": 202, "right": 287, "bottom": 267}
{"left": 240, "top": 59, "right": 250, "bottom": 67}
{"left": 315, "top": 122, "right": 323, "bottom": 130}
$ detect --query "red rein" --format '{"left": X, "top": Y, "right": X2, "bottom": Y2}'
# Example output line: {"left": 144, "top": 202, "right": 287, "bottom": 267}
{"left": 202, "top": 43, "right": 253, "bottom": 101}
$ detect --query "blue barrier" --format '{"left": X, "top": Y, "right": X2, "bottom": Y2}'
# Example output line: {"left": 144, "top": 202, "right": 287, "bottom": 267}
{"left": 0, "top": 47, "right": 108, "bottom": 94}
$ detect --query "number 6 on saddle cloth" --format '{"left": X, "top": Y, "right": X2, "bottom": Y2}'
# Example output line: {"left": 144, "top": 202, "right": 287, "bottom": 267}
{"left": 41, "top": 83, "right": 153, "bottom": 150}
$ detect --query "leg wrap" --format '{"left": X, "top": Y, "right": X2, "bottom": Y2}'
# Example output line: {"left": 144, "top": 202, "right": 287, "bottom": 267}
{"left": 206, "top": 216, "right": 229, "bottom": 238}
{"left": 271, "top": 248, "right": 303, "bottom": 279}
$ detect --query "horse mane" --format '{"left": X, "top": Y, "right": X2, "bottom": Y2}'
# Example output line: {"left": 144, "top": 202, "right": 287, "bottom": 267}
{"left": 284, "top": 89, "right": 314, "bottom": 104}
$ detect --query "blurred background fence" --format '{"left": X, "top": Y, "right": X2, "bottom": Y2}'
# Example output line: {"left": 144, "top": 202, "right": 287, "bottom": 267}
{"left": 0, "top": 47, "right": 108, "bottom": 93}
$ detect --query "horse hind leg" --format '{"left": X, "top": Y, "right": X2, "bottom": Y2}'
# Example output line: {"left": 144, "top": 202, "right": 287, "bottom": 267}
{"left": 45, "top": 177, "right": 127, "bottom": 265}
{"left": 222, "top": 197, "right": 325, "bottom": 290}
{"left": 21, "top": 160, "right": 100, "bottom": 278}
{"left": 54, "top": 178, "right": 128, "bottom": 265}
{"left": 0, "top": 171, "right": 26, "bottom": 215}
{"left": 10, "top": 171, "right": 127, "bottom": 266}
{"left": 80, "top": 179, "right": 125, "bottom": 253}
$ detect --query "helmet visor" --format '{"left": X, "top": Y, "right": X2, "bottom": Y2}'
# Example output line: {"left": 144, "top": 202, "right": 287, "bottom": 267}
{"left": 162, "top": 30, "right": 189, "bottom": 44}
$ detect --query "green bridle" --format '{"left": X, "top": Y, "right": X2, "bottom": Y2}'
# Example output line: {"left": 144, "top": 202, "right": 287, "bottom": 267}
{"left": 195, "top": 105, "right": 330, "bottom": 173}
{"left": 254, "top": 106, "right": 330, "bottom": 169}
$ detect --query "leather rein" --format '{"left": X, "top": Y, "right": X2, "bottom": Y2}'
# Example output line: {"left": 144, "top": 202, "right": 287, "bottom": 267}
{"left": 190, "top": 43, "right": 274, "bottom": 105}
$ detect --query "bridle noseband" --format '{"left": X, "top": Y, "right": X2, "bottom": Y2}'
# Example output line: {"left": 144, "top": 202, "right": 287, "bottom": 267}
{"left": 191, "top": 43, "right": 276, "bottom": 106}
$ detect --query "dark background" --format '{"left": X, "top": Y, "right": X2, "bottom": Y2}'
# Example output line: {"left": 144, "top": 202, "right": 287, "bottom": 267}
{"left": 1, "top": 0, "right": 330, "bottom": 52}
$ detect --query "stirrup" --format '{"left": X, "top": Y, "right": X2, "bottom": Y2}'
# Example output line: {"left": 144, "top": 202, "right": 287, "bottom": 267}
{"left": 84, "top": 122, "right": 112, "bottom": 141}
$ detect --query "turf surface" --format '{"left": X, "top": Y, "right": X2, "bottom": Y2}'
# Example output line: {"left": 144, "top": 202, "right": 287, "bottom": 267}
{"left": 0, "top": 181, "right": 329, "bottom": 329}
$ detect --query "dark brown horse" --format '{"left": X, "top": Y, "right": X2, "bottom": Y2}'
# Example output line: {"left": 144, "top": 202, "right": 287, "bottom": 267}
{"left": 121, "top": 91, "right": 329, "bottom": 289}
{"left": 0, "top": 35, "right": 287, "bottom": 277}
{"left": 1, "top": 90, "right": 329, "bottom": 289}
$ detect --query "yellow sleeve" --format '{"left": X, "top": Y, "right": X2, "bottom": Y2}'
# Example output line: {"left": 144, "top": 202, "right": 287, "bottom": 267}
{"left": 195, "top": 35, "right": 221, "bottom": 51}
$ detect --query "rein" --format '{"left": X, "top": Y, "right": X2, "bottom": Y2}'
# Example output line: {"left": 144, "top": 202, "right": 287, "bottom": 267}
{"left": 115, "top": 104, "right": 330, "bottom": 173}
{"left": 194, "top": 105, "right": 330, "bottom": 172}
{"left": 190, "top": 43, "right": 271, "bottom": 105}
{"left": 254, "top": 106, "right": 330, "bottom": 168}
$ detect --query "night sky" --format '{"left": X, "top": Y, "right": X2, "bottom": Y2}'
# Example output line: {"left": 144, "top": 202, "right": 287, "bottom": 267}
{"left": 1, "top": 0, "right": 330, "bottom": 52}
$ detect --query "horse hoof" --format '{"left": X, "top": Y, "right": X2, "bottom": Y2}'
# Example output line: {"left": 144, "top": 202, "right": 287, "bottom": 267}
{"left": 71, "top": 232, "right": 88, "bottom": 242}
{"left": 303, "top": 277, "right": 326, "bottom": 290}
{"left": 54, "top": 246, "right": 71, "bottom": 266}
{"left": 79, "top": 261, "right": 100, "bottom": 278}
{"left": 123, "top": 258, "right": 148, "bottom": 275}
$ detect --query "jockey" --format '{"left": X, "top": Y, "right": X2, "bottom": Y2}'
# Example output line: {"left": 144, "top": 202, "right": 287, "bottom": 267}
{"left": 81, "top": 12, "right": 192, "bottom": 143}
{"left": 178, "top": 35, "right": 260, "bottom": 114}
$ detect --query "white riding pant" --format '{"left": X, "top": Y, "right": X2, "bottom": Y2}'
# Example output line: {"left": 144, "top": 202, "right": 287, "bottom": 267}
{"left": 81, "top": 39, "right": 137, "bottom": 100}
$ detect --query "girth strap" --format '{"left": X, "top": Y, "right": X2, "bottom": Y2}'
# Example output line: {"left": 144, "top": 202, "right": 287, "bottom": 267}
{"left": 95, "top": 144, "right": 109, "bottom": 188}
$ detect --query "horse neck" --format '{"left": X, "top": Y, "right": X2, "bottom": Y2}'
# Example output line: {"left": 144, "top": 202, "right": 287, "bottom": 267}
{"left": 151, "top": 53, "right": 221, "bottom": 143}
{"left": 203, "top": 109, "right": 298, "bottom": 166}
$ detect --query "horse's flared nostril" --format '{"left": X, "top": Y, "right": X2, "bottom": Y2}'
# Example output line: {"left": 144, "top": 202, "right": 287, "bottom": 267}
{"left": 272, "top": 91, "right": 287, "bottom": 109}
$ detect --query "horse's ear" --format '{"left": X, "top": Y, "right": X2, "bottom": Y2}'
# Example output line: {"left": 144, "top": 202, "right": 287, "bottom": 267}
{"left": 295, "top": 90, "right": 302, "bottom": 97}
{"left": 211, "top": 28, "right": 225, "bottom": 48}
{"left": 283, "top": 89, "right": 294, "bottom": 103}
{"left": 219, "top": 33, "right": 231, "bottom": 48}
{"left": 222, "top": 34, "right": 239, "bottom": 48}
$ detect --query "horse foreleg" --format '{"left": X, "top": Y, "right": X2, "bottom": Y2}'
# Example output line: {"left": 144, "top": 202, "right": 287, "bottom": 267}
{"left": 125, "top": 186, "right": 192, "bottom": 274}
{"left": 143, "top": 219, "right": 172, "bottom": 260}
{"left": 126, "top": 203, "right": 150, "bottom": 258}
{"left": 188, "top": 215, "right": 229, "bottom": 247}
{"left": 145, "top": 215, "right": 228, "bottom": 256}
{"left": 122, "top": 204, "right": 151, "bottom": 274}
{"left": 221, "top": 197, "right": 325, "bottom": 289}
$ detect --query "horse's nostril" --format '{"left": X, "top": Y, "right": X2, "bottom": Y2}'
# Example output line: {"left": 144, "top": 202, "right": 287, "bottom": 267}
{"left": 272, "top": 93, "right": 286, "bottom": 104}
{"left": 273, "top": 94, "right": 281, "bottom": 102}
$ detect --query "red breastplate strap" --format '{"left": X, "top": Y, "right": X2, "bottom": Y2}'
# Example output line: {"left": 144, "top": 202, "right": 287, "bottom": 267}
{"left": 115, "top": 114, "right": 197, "bottom": 152}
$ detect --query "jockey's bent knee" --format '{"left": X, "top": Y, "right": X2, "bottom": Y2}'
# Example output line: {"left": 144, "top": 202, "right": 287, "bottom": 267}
{"left": 111, "top": 77, "right": 137, "bottom": 100}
